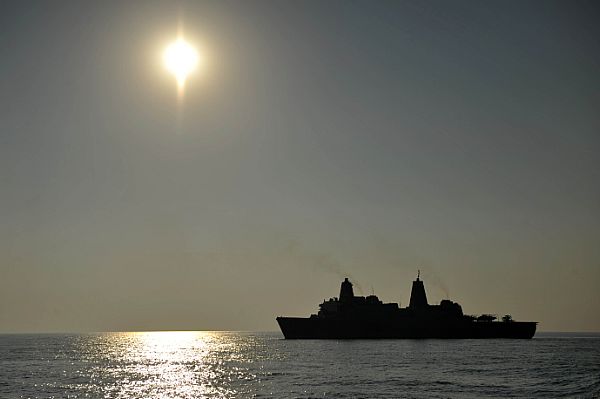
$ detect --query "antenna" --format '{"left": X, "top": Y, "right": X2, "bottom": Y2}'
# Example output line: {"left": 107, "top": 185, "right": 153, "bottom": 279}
{"left": 417, "top": 269, "right": 420, "bottom": 280}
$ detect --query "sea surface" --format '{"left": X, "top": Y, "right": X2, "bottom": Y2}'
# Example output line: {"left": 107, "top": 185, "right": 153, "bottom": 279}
{"left": 1, "top": 332, "right": 599, "bottom": 398}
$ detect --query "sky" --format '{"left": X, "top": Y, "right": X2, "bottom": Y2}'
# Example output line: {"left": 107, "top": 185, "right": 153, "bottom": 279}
{"left": 1, "top": 0, "right": 599, "bottom": 332}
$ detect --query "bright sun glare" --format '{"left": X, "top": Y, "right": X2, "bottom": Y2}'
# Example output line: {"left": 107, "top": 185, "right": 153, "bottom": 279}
{"left": 163, "top": 38, "right": 199, "bottom": 90}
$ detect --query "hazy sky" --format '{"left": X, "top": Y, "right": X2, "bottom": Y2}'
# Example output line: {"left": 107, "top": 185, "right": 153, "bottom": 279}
{"left": 1, "top": 0, "right": 599, "bottom": 332}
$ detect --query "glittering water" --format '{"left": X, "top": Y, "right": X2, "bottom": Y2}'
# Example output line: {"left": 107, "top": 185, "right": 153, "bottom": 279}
{"left": 1, "top": 332, "right": 599, "bottom": 398}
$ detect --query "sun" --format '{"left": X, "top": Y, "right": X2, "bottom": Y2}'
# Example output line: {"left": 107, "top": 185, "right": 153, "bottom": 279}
{"left": 163, "top": 38, "right": 199, "bottom": 90}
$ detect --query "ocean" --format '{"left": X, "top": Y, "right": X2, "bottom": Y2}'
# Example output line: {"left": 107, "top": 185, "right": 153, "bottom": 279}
{"left": 1, "top": 332, "right": 599, "bottom": 398}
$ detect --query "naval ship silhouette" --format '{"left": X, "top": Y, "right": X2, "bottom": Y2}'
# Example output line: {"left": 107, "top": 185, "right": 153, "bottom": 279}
{"left": 277, "top": 273, "right": 537, "bottom": 339}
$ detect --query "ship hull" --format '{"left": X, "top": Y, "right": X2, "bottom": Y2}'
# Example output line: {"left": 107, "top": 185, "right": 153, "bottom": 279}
{"left": 276, "top": 317, "right": 536, "bottom": 339}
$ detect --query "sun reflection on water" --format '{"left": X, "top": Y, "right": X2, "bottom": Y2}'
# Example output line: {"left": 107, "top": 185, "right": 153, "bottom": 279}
{"left": 77, "top": 331, "right": 257, "bottom": 398}
{"left": 124, "top": 331, "right": 211, "bottom": 398}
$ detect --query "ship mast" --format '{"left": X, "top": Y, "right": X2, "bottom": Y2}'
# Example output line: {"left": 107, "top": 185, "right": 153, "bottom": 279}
{"left": 409, "top": 270, "right": 428, "bottom": 309}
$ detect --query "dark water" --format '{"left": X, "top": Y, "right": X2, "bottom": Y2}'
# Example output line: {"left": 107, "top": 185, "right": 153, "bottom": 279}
{"left": 1, "top": 332, "right": 599, "bottom": 398}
